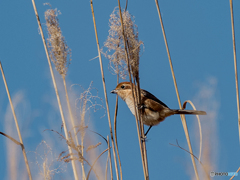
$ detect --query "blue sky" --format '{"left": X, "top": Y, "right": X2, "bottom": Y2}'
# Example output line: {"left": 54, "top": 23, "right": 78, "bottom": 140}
{"left": 0, "top": 0, "right": 240, "bottom": 179}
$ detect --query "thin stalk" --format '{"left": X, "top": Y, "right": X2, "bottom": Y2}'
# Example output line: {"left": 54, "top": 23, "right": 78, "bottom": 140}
{"left": 0, "top": 62, "right": 32, "bottom": 180}
{"left": 182, "top": 100, "right": 202, "bottom": 161}
{"left": 229, "top": 167, "right": 240, "bottom": 180}
{"left": 155, "top": 1, "right": 199, "bottom": 179}
{"left": 90, "top": 1, "right": 119, "bottom": 180}
{"left": 107, "top": 136, "right": 113, "bottom": 180}
{"left": 134, "top": 79, "right": 149, "bottom": 176}
{"left": 31, "top": 1, "right": 78, "bottom": 179}
{"left": 63, "top": 77, "right": 86, "bottom": 180}
{"left": 113, "top": 76, "right": 123, "bottom": 180}
{"left": 229, "top": 0, "right": 240, "bottom": 143}
{"left": 117, "top": 1, "right": 149, "bottom": 179}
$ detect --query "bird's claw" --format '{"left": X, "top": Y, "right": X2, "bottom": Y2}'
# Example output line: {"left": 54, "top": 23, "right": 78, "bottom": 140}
{"left": 141, "top": 135, "right": 147, "bottom": 142}
{"left": 138, "top": 104, "right": 146, "bottom": 110}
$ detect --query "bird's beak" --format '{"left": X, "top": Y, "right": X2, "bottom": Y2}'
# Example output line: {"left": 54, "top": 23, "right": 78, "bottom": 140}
{"left": 111, "top": 89, "right": 117, "bottom": 94}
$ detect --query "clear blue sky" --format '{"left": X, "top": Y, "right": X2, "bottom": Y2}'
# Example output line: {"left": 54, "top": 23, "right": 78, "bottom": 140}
{"left": 0, "top": 0, "right": 240, "bottom": 179}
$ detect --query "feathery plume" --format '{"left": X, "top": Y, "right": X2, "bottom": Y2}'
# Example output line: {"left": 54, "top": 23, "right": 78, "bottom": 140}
{"left": 45, "top": 8, "right": 71, "bottom": 77}
{"left": 104, "top": 8, "right": 142, "bottom": 79}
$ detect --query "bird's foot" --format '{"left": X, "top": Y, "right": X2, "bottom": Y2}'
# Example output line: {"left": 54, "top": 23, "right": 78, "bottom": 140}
{"left": 140, "top": 135, "right": 148, "bottom": 142}
{"left": 138, "top": 104, "right": 146, "bottom": 110}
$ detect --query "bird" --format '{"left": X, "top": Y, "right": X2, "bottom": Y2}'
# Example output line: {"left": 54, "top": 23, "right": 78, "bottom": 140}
{"left": 111, "top": 82, "right": 206, "bottom": 136}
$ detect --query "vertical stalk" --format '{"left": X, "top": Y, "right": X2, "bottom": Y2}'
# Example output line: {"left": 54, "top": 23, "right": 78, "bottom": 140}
{"left": 31, "top": 1, "right": 79, "bottom": 179}
{"left": 117, "top": 1, "right": 149, "bottom": 179}
{"left": 90, "top": 1, "right": 119, "bottom": 180}
{"left": 229, "top": 0, "right": 240, "bottom": 143}
{"left": 113, "top": 76, "right": 123, "bottom": 180}
{"left": 155, "top": 1, "right": 199, "bottom": 179}
{"left": 107, "top": 136, "right": 113, "bottom": 180}
{"left": 0, "top": 62, "right": 32, "bottom": 180}
{"left": 63, "top": 77, "right": 86, "bottom": 180}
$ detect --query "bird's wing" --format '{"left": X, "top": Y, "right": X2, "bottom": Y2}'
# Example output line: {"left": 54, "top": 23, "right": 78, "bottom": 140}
{"left": 140, "top": 89, "right": 169, "bottom": 109}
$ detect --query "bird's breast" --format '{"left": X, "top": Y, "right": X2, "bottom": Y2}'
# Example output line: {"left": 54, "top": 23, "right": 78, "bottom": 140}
{"left": 125, "top": 98, "right": 136, "bottom": 115}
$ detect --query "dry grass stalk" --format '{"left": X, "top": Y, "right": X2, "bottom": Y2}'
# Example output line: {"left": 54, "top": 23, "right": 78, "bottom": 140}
{"left": 90, "top": 1, "right": 119, "bottom": 180}
{"left": 74, "top": 82, "right": 105, "bottom": 179}
{"left": 107, "top": 136, "right": 113, "bottom": 180}
{"left": 34, "top": 141, "right": 66, "bottom": 180}
{"left": 104, "top": 8, "right": 145, "bottom": 177}
{"left": 183, "top": 100, "right": 203, "bottom": 161}
{"left": 229, "top": 0, "right": 240, "bottom": 143}
{"left": 44, "top": 7, "right": 85, "bottom": 179}
{"left": 230, "top": 167, "right": 240, "bottom": 180}
{"left": 31, "top": 1, "right": 79, "bottom": 179}
{"left": 113, "top": 76, "right": 123, "bottom": 180}
{"left": 107, "top": 4, "right": 149, "bottom": 179}
{"left": 0, "top": 62, "right": 32, "bottom": 180}
{"left": 155, "top": 1, "right": 199, "bottom": 179}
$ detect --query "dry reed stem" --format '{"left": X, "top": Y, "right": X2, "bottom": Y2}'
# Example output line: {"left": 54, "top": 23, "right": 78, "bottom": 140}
{"left": 229, "top": 0, "right": 240, "bottom": 143}
{"left": 112, "top": 75, "right": 122, "bottom": 180}
{"left": 116, "top": 2, "right": 149, "bottom": 179}
{"left": 113, "top": 78, "right": 123, "bottom": 180}
{"left": 0, "top": 62, "right": 32, "bottom": 180}
{"left": 44, "top": 8, "right": 82, "bottom": 172}
{"left": 229, "top": 167, "right": 240, "bottom": 180}
{"left": 107, "top": 136, "right": 113, "bottom": 180}
{"left": 90, "top": 1, "right": 119, "bottom": 180}
{"left": 44, "top": 10, "right": 83, "bottom": 177}
{"left": 86, "top": 148, "right": 109, "bottom": 180}
{"left": 183, "top": 100, "right": 202, "bottom": 161}
{"left": 63, "top": 78, "right": 86, "bottom": 179}
{"left": 104, "top": 7, "right": 148, "bottom": 179}
{"left": 0, "top": 132, "right": 22, "bottom": 146}
{"left": 31, "top": 1, "right": 78, "bottom": 179}
{"left": 154, "top": 1, "right": 199, "bottom": 179}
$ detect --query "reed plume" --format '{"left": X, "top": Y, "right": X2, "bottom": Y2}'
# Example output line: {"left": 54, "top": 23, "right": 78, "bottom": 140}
{"left": 104, "top": 7, "right": 142, "bottom": 79}
{"left": 104, "top": 6, "right": 148, "bottom": 180}
{"left": 44, "top": 7, "right": 82, "bottom": 180}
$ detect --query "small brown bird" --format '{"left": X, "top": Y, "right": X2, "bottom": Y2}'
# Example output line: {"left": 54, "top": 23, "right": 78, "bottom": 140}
{"left": 111, "top": 82, "right": 206, "bottom": 135}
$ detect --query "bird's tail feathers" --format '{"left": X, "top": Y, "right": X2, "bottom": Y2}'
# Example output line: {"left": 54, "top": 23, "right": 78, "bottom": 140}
{"left": 172, "top": 109, "right": 206, "bottom": 115}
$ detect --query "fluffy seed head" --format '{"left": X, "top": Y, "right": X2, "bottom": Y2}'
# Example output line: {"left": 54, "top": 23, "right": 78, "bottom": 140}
{"left": 104, "top": 7, "right": 143, "bottom": 79}
{"left": 45, "top": 8, "right": 71, "bottom": 77}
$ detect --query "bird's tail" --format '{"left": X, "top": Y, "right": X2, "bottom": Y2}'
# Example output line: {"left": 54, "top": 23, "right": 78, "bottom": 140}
{"left": 172, "top": 109, "right": 206, "bottom": 115}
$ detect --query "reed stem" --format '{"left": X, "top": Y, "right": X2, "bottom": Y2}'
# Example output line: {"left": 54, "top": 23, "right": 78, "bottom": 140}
{"left": 229, "top": 0, "right": 240, "bottom": 144}
{"left": 90, "top": 1, "right": 119, "bottom": 180}
{"left": 155, "top": 1, "right": 199, "bottom": 179}
{"left": 31, "top": 1, "right": 79, "bottom": 179}
{"left": 117, "top": 1, "right": 149, "bottom": 179}
{"left": 0, "top": 61, "right": 32, "bottom": 180}
{"left": 63, "top": 77, "right": 86, "bottom": 179}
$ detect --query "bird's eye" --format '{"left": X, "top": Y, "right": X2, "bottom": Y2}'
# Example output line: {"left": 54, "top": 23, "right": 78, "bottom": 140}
{"left": 121, "top": 85, "right": 125, "bottom": 89}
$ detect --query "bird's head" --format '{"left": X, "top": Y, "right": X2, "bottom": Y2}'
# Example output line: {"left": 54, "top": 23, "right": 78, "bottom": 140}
{"left": 111, "top": 82, "right": 133, "bottom": 101}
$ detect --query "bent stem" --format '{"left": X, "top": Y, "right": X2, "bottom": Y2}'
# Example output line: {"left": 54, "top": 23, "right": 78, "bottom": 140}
{"left": 155, "top": 1, "right": 199, "bottom": 179}
{"left": 182, "top": 100, "right": 202, "bottom": 161}
{"left": 31, "top": 1, "right": 78, "bottom": 179}
{"left": 0, "top": 62, "right": 32, "bottom": 180}
{"left": 90, "top": 1, "right": 119, "bottom": 180}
